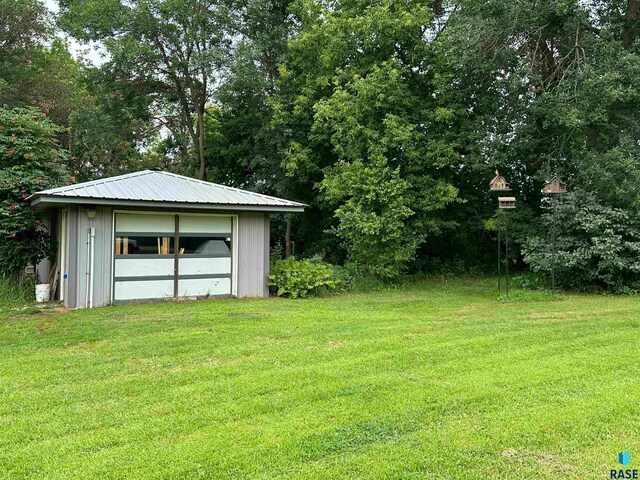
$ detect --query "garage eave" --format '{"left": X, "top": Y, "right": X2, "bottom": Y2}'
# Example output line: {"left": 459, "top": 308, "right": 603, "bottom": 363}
{"left": 30, "top": 195, "right": 306, "bottom": 213}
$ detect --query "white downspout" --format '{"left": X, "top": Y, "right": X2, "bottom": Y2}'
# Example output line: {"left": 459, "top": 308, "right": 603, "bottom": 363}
{"left": 85, "top": 208, "right": 97, "bottom": 309}
{"left": 89, "top": 227, "right": 96, "bottom": 309}
{"left": 85, "top": 230, "right": 91, "bottom": 308}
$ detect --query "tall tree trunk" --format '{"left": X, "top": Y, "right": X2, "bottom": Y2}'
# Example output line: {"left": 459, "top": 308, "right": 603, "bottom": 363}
{"left": 196, "top": 104, "right": 207, "bottom": 180}
{"left": 432, "top": 0, "right": 444, "bottom": 17}
{"left": 622, "top": 0, "right": 640, "bottom": 46}
{"left": 285, "top": 219, "right": 292, "bottom": 258}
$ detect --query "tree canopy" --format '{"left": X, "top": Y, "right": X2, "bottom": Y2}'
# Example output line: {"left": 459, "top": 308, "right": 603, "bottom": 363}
{"left": 2, "top": 0, "right": 640, "bottom": 289}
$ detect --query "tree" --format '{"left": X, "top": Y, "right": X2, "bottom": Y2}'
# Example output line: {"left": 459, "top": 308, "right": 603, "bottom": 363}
{"left": 0, "top": 107, "right": 71, "bottom": 278}
{"left": 68, "top": 103, "right": 149, "bottom": 180}
{"left": 204, "top": 42, "right": 282, "bottom": 190}
{"left": 321, "top": 157, "right": 418, "bottom": 278}
{"left": 523, "top": 190, "right": 640, "bottom": 292}
{"left": 59, "top": 0, "right": 241, "bottom": 179}
{"left": 428, "top": 0, "right": 640, "bottom": 274}
{"left": 0, "top": 0, "right": 47, "bottom": 58}
{"left": 0, "top": 39, "right": 86, "bottom": 129}
{"left": 0, "top": 1, "right": 81, "bottom": 127}
{"left": 203, "top": 0, "right": 299, "bottom": 257}
{"left": 272, "top": 0, "right": 459, "bottom": 276}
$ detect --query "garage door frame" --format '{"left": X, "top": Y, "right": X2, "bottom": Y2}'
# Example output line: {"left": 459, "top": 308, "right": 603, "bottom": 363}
{"left": 110, "top": 210, "right": 239, "bottom": 302}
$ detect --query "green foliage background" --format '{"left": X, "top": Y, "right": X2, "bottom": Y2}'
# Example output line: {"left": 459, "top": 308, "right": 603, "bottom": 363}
{"left": 2, "top": 0, "right": 640, "bottom": 289}
{"left": 0, "top": 107, "right": 71, "bottom": 277}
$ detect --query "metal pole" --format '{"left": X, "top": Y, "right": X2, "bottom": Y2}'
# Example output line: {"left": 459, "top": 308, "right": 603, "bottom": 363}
{"left": 174, "top": 214, "right": 179, "bottom": 298}
{"left": 505, "top": 225, "right": 509, "bottom": 296}
{"left": 551, "top": 196, "right": 557, "bottom": 294}
{"left": 497, "top": 225, "right": 501, "bottom": 293}
{"left": 85, "top": 230, "right": 91, "bottom": 308}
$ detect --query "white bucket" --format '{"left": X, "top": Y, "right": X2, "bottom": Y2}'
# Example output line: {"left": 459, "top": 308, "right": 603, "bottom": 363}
{"left": 35, "top": 284, "right": 51, "bottom": 303}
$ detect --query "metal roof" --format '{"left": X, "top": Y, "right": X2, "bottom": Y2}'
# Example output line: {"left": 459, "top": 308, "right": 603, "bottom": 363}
{"left": 29, "top": 170, "right": 305, "bottom": 212}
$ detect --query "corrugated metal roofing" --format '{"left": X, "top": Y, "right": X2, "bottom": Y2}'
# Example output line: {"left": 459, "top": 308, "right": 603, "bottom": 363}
{"left": 30, "top": 170, "right": 305, "bottom": 210}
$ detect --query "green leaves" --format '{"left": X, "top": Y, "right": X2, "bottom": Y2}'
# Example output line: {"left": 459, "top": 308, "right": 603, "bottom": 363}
{"left": 5, "top": 0, "right": 640, "bottom": 289}
{"left": 523, "top": 191, "right": 640, "bottom": 292}
{"left": 321, "top": 157, "right": 417, "bottom": 278}
{"left": 0, "top": 107, "right": 71, "bottom": 277}
{"left": 58, "top": 0, "right": 244, "bottom": 179}
{"left": 268, "top": 256, "right": 343, "bottom": 298}
{"left": 274, "top": 0, "right": 459, "bottom": 277}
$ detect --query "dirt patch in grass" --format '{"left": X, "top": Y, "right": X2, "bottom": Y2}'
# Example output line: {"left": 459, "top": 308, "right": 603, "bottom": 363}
{"left": 6, "top": 304, "right": 70, "bottom": 321}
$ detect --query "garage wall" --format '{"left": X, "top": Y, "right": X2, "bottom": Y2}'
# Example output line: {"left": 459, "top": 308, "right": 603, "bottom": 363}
{"left": 66, "top": 206, "right": 78, "bottom": 308}
{"left": 35, "top": 213, "right": 52, "bottom": 283}
{"left": 66, "top": 206, "right": 113, "bottom": 308}
{"left": 63, "top": 208, "right": 269, "bottom": 306}
{"left": 237, "top": 212, "right": 270, "bottom": 298}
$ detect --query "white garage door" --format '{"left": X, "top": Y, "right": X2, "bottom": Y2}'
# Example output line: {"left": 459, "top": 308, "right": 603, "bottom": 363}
{"left": 113, "top": 213, "right": 232, "bottom": 301}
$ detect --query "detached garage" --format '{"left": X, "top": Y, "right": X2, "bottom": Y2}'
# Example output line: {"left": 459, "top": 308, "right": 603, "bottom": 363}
{"left": 29, "top": 170, "right": 305, "bottom": 308}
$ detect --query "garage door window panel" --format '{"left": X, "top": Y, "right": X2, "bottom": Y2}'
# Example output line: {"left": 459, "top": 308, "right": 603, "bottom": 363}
{"left": 176, "top": 218, "right": 232, "bottom": 296}
{"left": 179, "top": 236, "right": 231, "bottom": 256}
{"left": 115, "top": 236, "right": 174, "bottom": 256}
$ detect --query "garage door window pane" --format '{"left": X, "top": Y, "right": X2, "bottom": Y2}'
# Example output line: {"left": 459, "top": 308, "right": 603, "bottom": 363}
{"left": 115, "top": 236, "right": 174, "bottom": 255}
{"left": 179, "top": 237, "right": 231, "bottom": 255}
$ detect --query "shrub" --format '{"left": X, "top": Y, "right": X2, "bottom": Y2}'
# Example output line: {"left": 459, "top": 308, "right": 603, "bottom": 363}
{"left": 0, "top": 106, "right": 71, "bottom": 277}
{"left": 522, "top": 190, "right": 640, "bottom": 292}
{"left": 268, "top": 257, "right": 346, "bottom": 298}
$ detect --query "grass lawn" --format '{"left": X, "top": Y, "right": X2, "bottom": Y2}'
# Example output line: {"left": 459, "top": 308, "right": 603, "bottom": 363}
{"left": 1, "top": 278, "right": 639, "bottom": 479}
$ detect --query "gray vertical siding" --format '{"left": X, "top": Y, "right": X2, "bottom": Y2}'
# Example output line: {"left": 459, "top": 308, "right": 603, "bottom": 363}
{"left": 66, "top": 206, "right": 78, "bottom": 308}
{"left": 237, "top": 212, "right": 270, "bottom": 298}
{"left": 64, "top": 206, "right": 113, "bottom": 308}
{"left": 263, "top": 214, "right": 270, "bottom": 297}
{"left": 74, "top": 206, "right": 89, "bottom": 308}
{"left": 55, "top": 211, "right": 62, "bottom": 301}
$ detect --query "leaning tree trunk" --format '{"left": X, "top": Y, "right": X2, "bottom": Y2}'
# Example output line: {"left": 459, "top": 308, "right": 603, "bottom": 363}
{"left": 196, "top": 103, "right": 207, "bottom": 181}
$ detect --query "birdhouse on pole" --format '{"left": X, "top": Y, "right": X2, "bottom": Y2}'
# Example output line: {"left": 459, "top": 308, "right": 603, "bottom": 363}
{"left": 542, "top": 175, "right": 567, "bottom": 194}
{"left": 498, "top": 197, "right": 516, "bottom": 209}
{"left": 489, "top": 170, "right": 511, "bottom": 191}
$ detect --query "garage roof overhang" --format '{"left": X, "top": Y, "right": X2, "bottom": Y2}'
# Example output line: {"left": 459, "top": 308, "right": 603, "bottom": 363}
{"left": 30, "top": 195, "right": 305, "bottom": 213}
{"left": 29, "top": 170, "right": 306, "bottom": 213}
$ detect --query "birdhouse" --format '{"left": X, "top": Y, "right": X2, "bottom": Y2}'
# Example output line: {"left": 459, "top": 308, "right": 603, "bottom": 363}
{"left": 489, "top": 170, "right": 511, "bottom": 191}
{"left": 542, "top": 175, "right": 567, "bottom": 194}
{"left": 498, "top": 197, "right": 516, "bottom": 209}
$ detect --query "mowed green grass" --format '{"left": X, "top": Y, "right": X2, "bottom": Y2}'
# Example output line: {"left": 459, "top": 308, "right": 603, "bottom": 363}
{"left": 1, "top": 279, "right": 639, "bottom": 479}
